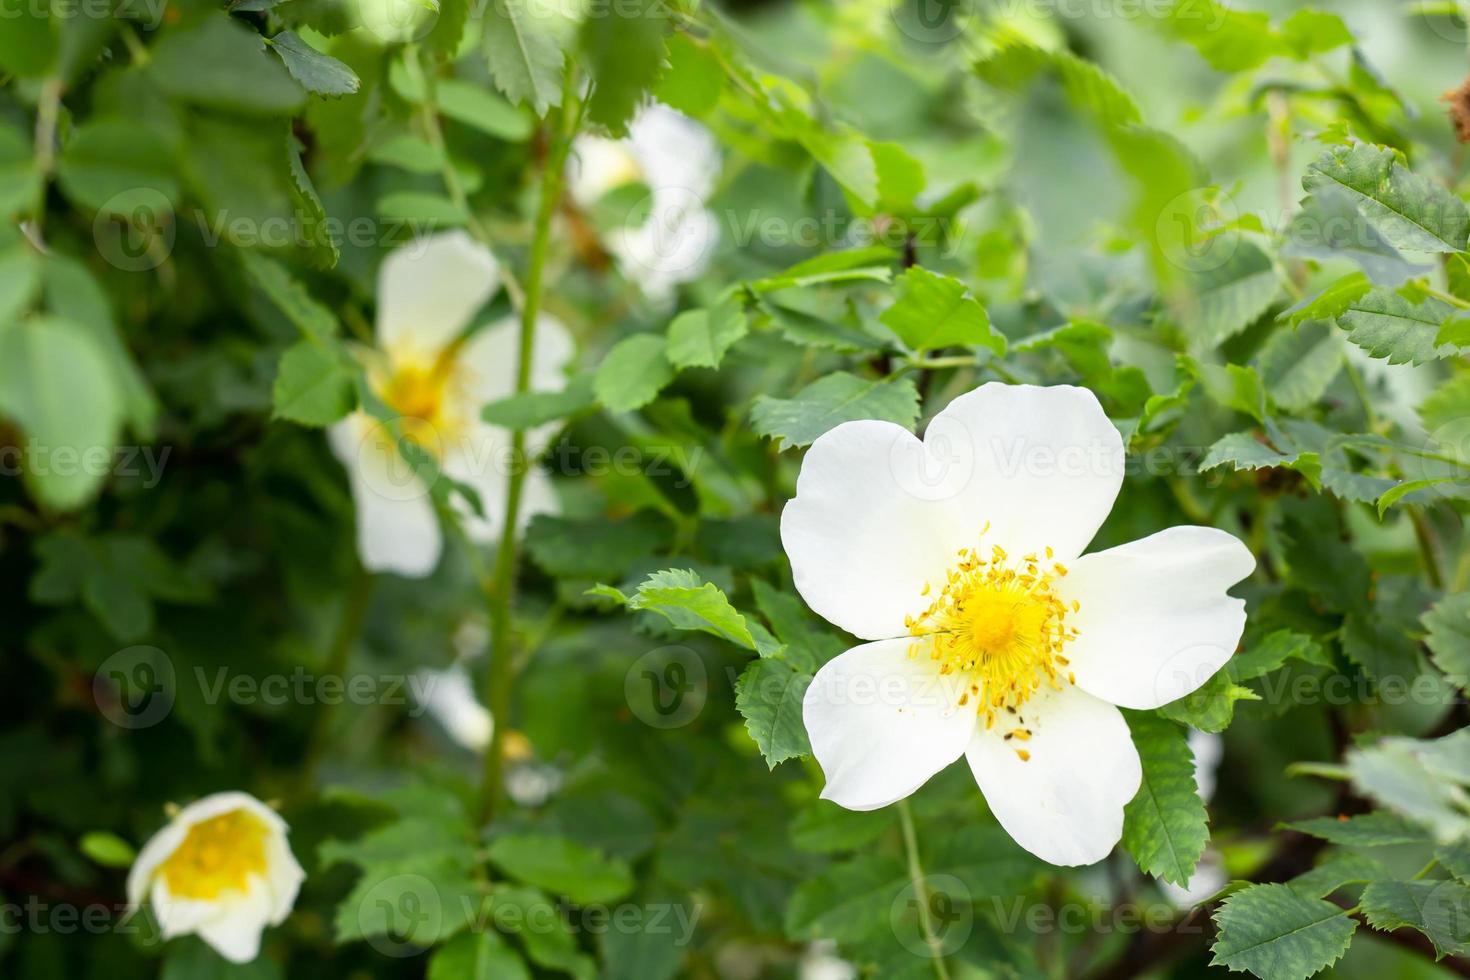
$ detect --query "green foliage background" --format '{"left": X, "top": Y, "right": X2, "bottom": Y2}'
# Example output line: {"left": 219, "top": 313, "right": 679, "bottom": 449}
{"left": 4, "top": 0, "right": 1470, "bottom": 977}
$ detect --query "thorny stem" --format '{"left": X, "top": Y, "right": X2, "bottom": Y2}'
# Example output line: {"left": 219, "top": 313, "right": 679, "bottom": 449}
{"left": 897, "top": 799, "right": 954, "bottom": 980}
{"left": 480, "top": 66, "right": 580, "bottom": 825}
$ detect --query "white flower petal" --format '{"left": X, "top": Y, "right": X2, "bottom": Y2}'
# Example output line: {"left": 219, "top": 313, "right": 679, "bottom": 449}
{"left": 194, "top": 880, "right": 274, "bottom": 964}
{"left": 929, "top": 383, "right": 1125, "bottom": 563}
{"left": 263, "top": 835, "right": 305, "bottom": 925}
{"left": 628, "top": 105, "right": 720, "bottom": 200}
{"left": 804, "top": 638, "right": 977, "bottom": 810}
{"left": 966, "top": 683, "right": 1141, "bottom": 866}
{"left": 1058, "top": 526, "right": 1254, "bottom": 710}
{"left": 781, "top": 421, "right": 969, "bottom": 640}
{"left": 150, "top": 879, "right": 218, "bottom": 939}
{"left": 611, "top": 202, "right": 718, "bottom": 302}
{"left": 129, "top": 792, "right": 286, "bottom": 909}
{"left": 455, "top": 313, "right": 576, "bottom": 453}
{"left": 328, "top": 415, "right": 441, "bottom": 577}
{"left": 377, "top": 231, "right": 499, "bottom": 357}
{"left": 567, "top": 135, "right": 642, "bottom": 204}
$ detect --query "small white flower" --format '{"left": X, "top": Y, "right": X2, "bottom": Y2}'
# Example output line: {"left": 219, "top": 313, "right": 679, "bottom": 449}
{"left": 328, "top": 231, "right": 575, "bottom": 577}
{"left": 416, "top": 662, "right": 492, "bottom": 751}
{"left": 128, "top": 792, "right": 305, "bottom": 964}
{"left": 568, "top": 105, "right": 721, "bottom": 302}
{"left": 784, "top": 383, "right": 1254, "bottom": 866}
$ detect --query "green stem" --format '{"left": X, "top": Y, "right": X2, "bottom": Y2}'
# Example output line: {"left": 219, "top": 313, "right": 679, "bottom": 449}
{"left": 30, "top": 77, "right": 62, "bottom": 232}
{"left": 297, "top": 566, "right": 374, "bottom": 795}
{"left": 897, "top": 799, "right": 953, "bottom": 980}
{"left": 1422, "top": 284, "right": 1470, "bottom": 310}
{"left": 480, "top": 68, "right": 579, "bottom": 825}
{"left": 1409, "top": 508, "right": 1446, "bottom": 591}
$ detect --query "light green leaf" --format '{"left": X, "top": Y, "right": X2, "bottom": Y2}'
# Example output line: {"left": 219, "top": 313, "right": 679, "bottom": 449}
{"left": 879, "top": 266, "right": 1002, "bottom": 354}
{"left": 1200, "top": 432, "right": 1321, "bottom": 486}
{"left": 1338, "top": 288, "right": 1459, "bottom": 366}
{"left": 0, "top": 121, "right": 38, "bottom": 216}
{"left": 1121, "top": 712, "right": 1209, "bottom": 886}
{"left": 483, "top": 0, "right": 577, "bottom": 115}
{"left": 598, "top": 568, "right": 774, "bottom": 655}
{"left": 1256, "top": 321, "right": 1344, "bottom": 413}
{"left": 241, "top": 252, "right": 338, "bottom": 341}
{"left": 580, "top": 0, "right": 669, "bottom": 136}
{"left": 429, "top": 931, "right": 532, "bottom": 980}
{"left": 1279, "top": 272, "right": 1371, "bottom": 326}
{"left": 666, "top": 298, "right": 748, "bottom": 370}
{"left": 1211, "top": 883, "right": 1357, "bottom": 980}
{"left": 79, "top": 830, "right": 137, "bottom": 867}
{"left": 1184, "top": 236, "right": 1280, "bottom": 347}
{"left": 1303, "top": 144, "right": 1469, "bottom": 253}
{"left": 273, "top": 340, "right": 357, "bottom": 426}
{"left": 1158, "top": 669, "right": 1259, "bottom": 733}
{"left": 735, "top": 657, "right": 812, "bottom": 768}
{"left": 751, "top": 372, "right": 920, "bottom": 451}
{"left": 1287, "top": 812, "right": 1430, "bottom": 847}
{"left": 56, "top": 118, "right": 179, "bottom": 215}
{"left": 482, "top": 375, "right": 595, "bottom": 429}
{"left": 595, "top": 334, "right": 674, "bottom": 412}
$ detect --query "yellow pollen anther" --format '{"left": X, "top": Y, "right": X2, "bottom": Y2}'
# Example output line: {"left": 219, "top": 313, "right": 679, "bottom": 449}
{"left": 908, "top": 531, "right": 1080, "bottom": 727}
{"left": 1015, "top": 749, "right": 1031, "bottom": 762}
{"left": 159, "top": 810, "right": 270, "bottom": 901}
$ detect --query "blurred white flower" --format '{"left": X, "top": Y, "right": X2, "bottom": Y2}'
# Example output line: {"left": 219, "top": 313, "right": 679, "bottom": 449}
{"left": 786, "top": 384, "right": 1254, "bottom": 866}
{"left": 417, "top": 663, "right": 492, "bottom": 751}
{"left": 1189, "top": 728, "right": 1223, "bottom": 803}
{"left": 128, "top": 792, "right": 304, "bottom": 964}
{"left": 328, "top": 231, "right": 574, "bottom": 577}
{"left": 568, "top": 105, "right": 721, "bottom": 303}
{"left": 799, "top": 940, "right": 858, "bottom": 980}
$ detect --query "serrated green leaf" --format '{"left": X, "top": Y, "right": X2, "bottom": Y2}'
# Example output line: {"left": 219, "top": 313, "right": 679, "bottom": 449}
{"left": 595, "top": 333, "right": 674, "bottom": 412}
{"left": 269, "top": 31, "right": 359, "bottom": 96}
{"left": 1424, "top": 592, "right": 1470, "bottom": 697}
{"left": 1211, "top": 883, "right": 1357, "bottom": 980}
{"left": 429, "top": 930, "right": 532, "bottom": 980}
{"left": 666, "top": 298, "right": 748, "bottom": 370}
{"left": 1288, "top": 811, "right": 1430, "bottom": 847}
{"left": 1158, "top": 669, "right": 1259, "bottom": 733}
{"left": 1256, "top": 321, "right": 1344, "bottom": 413}
{"left": 482, "top": 375, "right": 595, "bottom": 429}
{"left": 483, "top": 0, "right": 576, "bottom": 115}
{"left": 581, "top": 0, "right": 669, "bottom": 136}
{"left": 751, "top": 373, "right": 920, "bottom": 451}
{"left": 1121, "top": 712, "right": 1209, "bottom": 886}
{"left": 1303, "top": 143, "right": 1469, "bottom": 253}
{"left": 1184, "top": 236, "right": 1280, "bottom": 347}
{"left": 1338, "top": 288, "right": 1459, "bottom": 366}
{"left": 736, "top": 657, "right": 811, "bottom": 768}
{"left": 879, "top": 266, "right": 1002, "bottom": 354}
{"left": 602, "top": 568, "right": 774, "bottom": 655}
{"left": 1279, "top": 272, "right": 1371, "bottom": 326}
{"left": 1361, "top": 880, "right": 1470, "bottom": 958}
{"left": 150, "top": 15, "right": 306, "bottom": 116}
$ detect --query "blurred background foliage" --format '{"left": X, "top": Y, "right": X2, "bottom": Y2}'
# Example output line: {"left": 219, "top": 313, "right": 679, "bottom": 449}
{"left": 4, "top": 0, "right": 1470, "bottom": 977}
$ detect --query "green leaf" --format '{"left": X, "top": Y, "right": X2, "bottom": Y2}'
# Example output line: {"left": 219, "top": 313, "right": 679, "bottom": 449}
{"left": 1289, "top": 852, "right": 1389, "bottom": 898}
{"left": 751, "top": 372, "right": 920, "bottom": 451}
{"left": 665, "top": 298, "right": 748, "bottom": 370}
{"left": 1200, "top": 432, "right": 1321, "bottom": 486}
{"left": 1337, "top": 288, "right": 1459, "bottom": 366}
{"left": 241, "top": 252, "right": 338, "bottom": 341}
{"left": 1158, "top": 669, "right": 1259, "bottom": 733}
{"left": 735, "top": 657, "right": 812, "bottom": 768}
{"left": 1229, "top": 630, "right": 1328, "bottom": 682}
{"left": 1281, "top": 186, "right": 1429, "bottom": 286}
{"left": 1279, "top": 272, "right": 1371, "bottom": 326}
{"left": 1303, "top": 143, "right": 1469, "bottom": 253}
{"left": 1360, "top": 880, "right": 1470, "bottom": 958}
{"left": 580, "top": 0, "right": 669, "bottom": 136}
{"left": 1287, "top": 811, "right": 1430, "bottom": 847}
{"left": 436, "top": 79, "right": 534, "bottom": 141}
{"left": 56, "top": 118, "right": 179, "bottom": 216}
{"left": 482, "top": 375, "right": 595, "bottom": 429}
{"left": 1423, "top": 592, "right": 1470, "bottom": 697}
{"left": 595, "top": 334, "right": 674, "bottom": 412}
{"left": 879, "top": 267, "right": 1003, "bottom": 354}
{"left": 597, "top": 568, "right": 774, "bottom": 655}
{"left": 1211, "top": 883, "right": 1357, "bottom": 980}
{"left": 1184, "top": 236, "right": 1280, "bottom": 347}
{"left": 655, "top": 32, "right": 722, "bottom": 118}
{"left": 483, "top": 0, "right": 576, "bottom": 116}
{"left": 429, "top": 931, "right": 532, "bottom": 980}
{"left": 161, "top": 938, "right": 283, "bottom": 979}
{"left": 1154, "top": 0, "right": 1285, "bottom": 72}
{"left": 1256, "top": 321, "right": 1344, "bottom": 413}
{"left": 79, "top": 831, "right": 137, "bottom": 867}
{"left": 526, "top": 512, "right": 673, "bottom": 580}
{"left": 1121, "top": 712, "right": 1209, "bottom": 886}
{"left": 269, "top": 31, "right": 360, "bottom": 97}
{"left": 485, "top": 834, "right": 634, "bottom": 904}
{"left": 1280, "top": 9, "right": 1354, "bottom": 58}
{"left": 150, "top": 15, "right": 306, "bottom": 116}
{"left": 0, "top": 0, "right": 57, "bottom": 79}
{"left": 0, "top": 316, "right": 123, "bottom": 510}
{"left": 273, "top": 340, "right": 357, "bottom": 427}
{"left": 0, "top": 121, "right": 38, "bottom": 216}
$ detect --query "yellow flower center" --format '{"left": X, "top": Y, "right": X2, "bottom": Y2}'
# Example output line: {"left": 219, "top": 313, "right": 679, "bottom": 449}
{"left": 906, "top": 529, "right": 1080, "bottom": 751}
{"left": 375, "top": 355, "right": 463, "bottom": 455}
{"left": 159, "top": 810, "right": 270, "bottom": 901}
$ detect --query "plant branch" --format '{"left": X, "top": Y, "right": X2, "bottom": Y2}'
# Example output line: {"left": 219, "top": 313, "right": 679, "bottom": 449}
{"left": 479, "top": 66, "right": 579, "bottom": 826}
{"left": 897, "top": 799, "right": 953, "bottom": 980}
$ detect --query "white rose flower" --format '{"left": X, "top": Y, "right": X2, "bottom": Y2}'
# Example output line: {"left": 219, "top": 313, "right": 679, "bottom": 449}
{"left": 328, "top": 231, "right": 575, "bottom": 577}
{"left": 568, "top": 104, "right": 721, "bottom": 303}
{"left": 127, "top": 792, "right": 305, "bottom": 964}
{"left": 784, "top": 383, "right": 1254, "bottom": 866}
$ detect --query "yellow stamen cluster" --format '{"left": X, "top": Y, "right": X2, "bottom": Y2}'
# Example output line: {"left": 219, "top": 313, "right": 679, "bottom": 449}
{"left": 376, "top": 356, "right": 462, "bottom": 454}
{"left": 159, "top": 810, "right": 270, "bottom": 901}
{"left": 906, "top": 531, "right": 1080, "bottom": 739}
